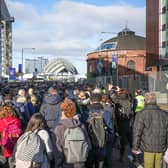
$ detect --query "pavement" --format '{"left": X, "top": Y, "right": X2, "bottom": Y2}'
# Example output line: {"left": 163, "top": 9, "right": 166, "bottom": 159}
{"left": 111, "top": 147, "right": 135, "bottom": 168}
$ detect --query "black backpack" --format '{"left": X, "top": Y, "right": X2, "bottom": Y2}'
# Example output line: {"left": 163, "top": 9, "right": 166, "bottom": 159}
{"left": 116, "top": 100, "right": 132, "bottom": 120}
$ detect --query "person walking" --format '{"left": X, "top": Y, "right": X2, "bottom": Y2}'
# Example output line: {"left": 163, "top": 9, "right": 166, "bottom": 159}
{"left": 86, "top": 92, "right": 114, "bottom": 168}
{"left": 132, "top": 92, "right": 168, "bottom": 168}
{"left": 14, "top": 113, "right": 53, "bottom": 168}
{"left": 40, "top": 86, "right": 62, "bottom": 131}
{"left": 133, "top": 89, "right": 144, "bottom": 114}
{"left": 54, "top": 98, "right": 91, "bottom": 168}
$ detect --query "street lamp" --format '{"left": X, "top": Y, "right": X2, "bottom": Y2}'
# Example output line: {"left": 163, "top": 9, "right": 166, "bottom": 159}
{"left": 101, "top": 31, "right": 119, "bottom": 86}
{"left": 21, "top": 48, "right": 35, "bottom": 79}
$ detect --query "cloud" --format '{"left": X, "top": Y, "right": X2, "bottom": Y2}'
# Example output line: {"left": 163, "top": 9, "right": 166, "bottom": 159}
{"left": 6, "top": 0, "right": 146, "bottom": 74}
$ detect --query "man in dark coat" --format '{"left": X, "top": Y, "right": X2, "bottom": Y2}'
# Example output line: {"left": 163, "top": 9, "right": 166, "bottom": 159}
{"left": 133, "top": 92, "right": 168, "bottom": 168}
{"left": 40, "top": 86, "right": 62, "bottom": 131}
{"left": 86, "top": 92, "right": 114, "bottom": 168}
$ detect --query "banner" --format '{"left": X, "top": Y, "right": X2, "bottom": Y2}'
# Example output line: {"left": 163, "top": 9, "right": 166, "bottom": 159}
{"left": 112, "top": 55, "right": 118, "bottom": 69}
{"left": 18, "top": 64, "right": 22, "bottom": 73}
{"left": 97, "top": 60, "right": 104, "bottom": 75}
{"left": 9, "top": 67, "right": 16, "bottom": 80}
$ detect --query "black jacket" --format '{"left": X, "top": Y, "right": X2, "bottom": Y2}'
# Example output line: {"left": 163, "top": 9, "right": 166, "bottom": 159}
{"left": 133, "top": 104, "right": 168, "bottom": 153}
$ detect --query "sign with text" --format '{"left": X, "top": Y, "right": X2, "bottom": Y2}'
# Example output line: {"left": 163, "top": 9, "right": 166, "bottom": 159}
{"left": 9, "top": 68, "right": 16, "bottom": 80}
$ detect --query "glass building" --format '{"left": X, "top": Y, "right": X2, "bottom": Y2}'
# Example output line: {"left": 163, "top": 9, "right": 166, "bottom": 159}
{"left": 25, "top": 57, "right": 48, "bottom": 74}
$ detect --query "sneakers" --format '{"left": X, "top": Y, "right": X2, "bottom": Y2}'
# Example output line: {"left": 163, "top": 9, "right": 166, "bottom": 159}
{"left": 127, "top": 154, "right": 134, "bottom": 162}
{"left": 137, "top": 165, "right": 143, "bottom": 168}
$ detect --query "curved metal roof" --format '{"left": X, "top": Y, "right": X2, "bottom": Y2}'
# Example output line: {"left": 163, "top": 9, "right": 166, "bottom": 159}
{"left": 44, "top": 58, "right": 78, "bottom": 75}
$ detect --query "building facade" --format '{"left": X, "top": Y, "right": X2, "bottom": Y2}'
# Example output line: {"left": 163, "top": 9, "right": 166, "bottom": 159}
{"left": 146, "top": 0, "right": 168, "bottom": 68}
{"left": 146, "top": 0, "right": 168, "bottom": 92}
{"left": 0, "top": 0, "right": 14, "bottom": 76}
{"left": 87, "top": 28, "right": 151, "bottom": 91}
{"left": 25, "top": 57, "right": 48, "bottom": 74}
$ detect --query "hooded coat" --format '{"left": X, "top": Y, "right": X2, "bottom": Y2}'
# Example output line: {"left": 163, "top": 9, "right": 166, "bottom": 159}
{"left": 40, "top": 94, "right": 61, "bottom": 131}
{"left": 54, "top": 118, "right": 91, "bottom": 168}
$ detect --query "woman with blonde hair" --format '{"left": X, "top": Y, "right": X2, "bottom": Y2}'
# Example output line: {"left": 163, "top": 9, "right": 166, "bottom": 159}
{"left": 0, "top": 105, "right": 21, "bottom": 168}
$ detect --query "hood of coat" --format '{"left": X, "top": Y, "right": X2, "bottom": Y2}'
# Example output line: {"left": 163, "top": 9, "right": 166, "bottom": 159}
{"left": 43, "top": 94, "right": 61, "bottom": 105}
{"left": 89, "top": 103, "right": 104, "bottom": 112}
{"left": 59, "top": 118, "right": 81, "bottom": 128}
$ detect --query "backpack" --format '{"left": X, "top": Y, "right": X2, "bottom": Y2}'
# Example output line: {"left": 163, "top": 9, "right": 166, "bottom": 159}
{"left": 63, "top": 126, "right": 89, "bottom": 164}
{"left": 117, "top": 100, "right": 132, "bottom": 120}
{"left": 15, "top": 131, "right": 45, "bottom": 164}
{"left": 87, "top": 112, "right": 106, "bottom": 148}
{"left": 0, "top": 118, "right": 22, "bottom": 150}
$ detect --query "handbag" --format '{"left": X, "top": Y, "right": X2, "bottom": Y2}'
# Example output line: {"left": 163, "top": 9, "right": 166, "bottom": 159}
{"left": 30, "top": 161, "right": 42, "bottom": 168}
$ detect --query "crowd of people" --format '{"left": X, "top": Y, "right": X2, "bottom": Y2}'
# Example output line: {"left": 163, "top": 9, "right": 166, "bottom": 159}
{"left": 0, "top": 81, "right": 167, "bottom": 168}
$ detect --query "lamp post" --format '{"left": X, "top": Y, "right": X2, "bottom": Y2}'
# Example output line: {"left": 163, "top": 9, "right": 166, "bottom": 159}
{"left": 101, "top": 31, "right": 119, "bottom": 86}
{"left": 21, "top": 48, "right": 35, "bottom": 79}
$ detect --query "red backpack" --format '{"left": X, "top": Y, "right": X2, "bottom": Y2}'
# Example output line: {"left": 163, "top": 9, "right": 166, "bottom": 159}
{"left": 0, "top": 118, "right": 22, "bottom": 150}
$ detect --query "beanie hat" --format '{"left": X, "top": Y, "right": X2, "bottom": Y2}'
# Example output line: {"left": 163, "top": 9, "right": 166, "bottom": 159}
{"left": 60, "top": 98, "right": 76, "bottom": 118}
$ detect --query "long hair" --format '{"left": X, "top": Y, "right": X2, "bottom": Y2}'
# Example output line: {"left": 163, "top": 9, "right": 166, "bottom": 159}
{"left": 26, "top": 113, "right": 47, "bottom": 132}
{"left": 0, "top": 105, "right": 16, "bottom": 119}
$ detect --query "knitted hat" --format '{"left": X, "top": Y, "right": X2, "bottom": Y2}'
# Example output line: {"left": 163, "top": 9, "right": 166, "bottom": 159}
{"left": 60, "top": 98, "right": 76, "bottom": 118}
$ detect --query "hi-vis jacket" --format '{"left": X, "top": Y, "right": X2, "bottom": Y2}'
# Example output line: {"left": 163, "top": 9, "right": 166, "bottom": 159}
{"left": 135, "top": 95, "right": 145, "bottom": 113}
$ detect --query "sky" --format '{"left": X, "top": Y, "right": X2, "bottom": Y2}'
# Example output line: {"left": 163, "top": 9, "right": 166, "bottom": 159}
{"left": 5, "top": 0, "right": 146, "bottom": 74}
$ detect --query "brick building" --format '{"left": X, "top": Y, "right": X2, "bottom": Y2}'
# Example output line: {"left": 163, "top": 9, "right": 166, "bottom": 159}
{"left": 87, "top": 28, "right": 152, "bottom": 91}
{"left": 146, "top": 0, "right": 168, "bottom": 92}
{"left": 146, "top": 0, "right": 168, "bottom": 68}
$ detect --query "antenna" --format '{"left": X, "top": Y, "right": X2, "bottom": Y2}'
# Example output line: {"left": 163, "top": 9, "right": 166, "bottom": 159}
{"left": 125, "top": 20, "right": 128, "bottom": 29}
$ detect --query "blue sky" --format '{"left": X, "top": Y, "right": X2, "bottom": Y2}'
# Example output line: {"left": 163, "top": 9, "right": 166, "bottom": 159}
{"left": 15, "top": 0, "right": 145, "bottom": 8}
{"left": 6, "top": 0, "right": 146, "bottom": 74}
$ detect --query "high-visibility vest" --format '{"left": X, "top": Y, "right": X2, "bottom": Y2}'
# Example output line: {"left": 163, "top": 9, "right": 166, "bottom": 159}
{"left": 166, "top": 83, "right": 168, "bottom": 91}
{"left": 135, "top": 95, "right": 145, "bottom": 113}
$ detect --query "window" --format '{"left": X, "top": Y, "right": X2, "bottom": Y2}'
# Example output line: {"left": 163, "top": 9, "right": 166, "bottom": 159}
{"left": 163, "top": 41, "right": 166, "bottom": 48}
{"left": 127, "top": 60, "right": 135, "bottom": 70}
{"left": 162, "top": 24, "right": 166, "bottom": 31}
{"left": 89, "top": 64, "right": 93, "bottom": 72}
{"left": 145, "top": 67, "right": 152, "bottom": 71}
{"left": 162, "top": 6, "right": 166, "bottom": 13}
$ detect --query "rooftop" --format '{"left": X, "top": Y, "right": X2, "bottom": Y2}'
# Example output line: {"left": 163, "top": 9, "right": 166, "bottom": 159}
{"left": 96, "top": 27, "right": 146, "bottom": 51}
